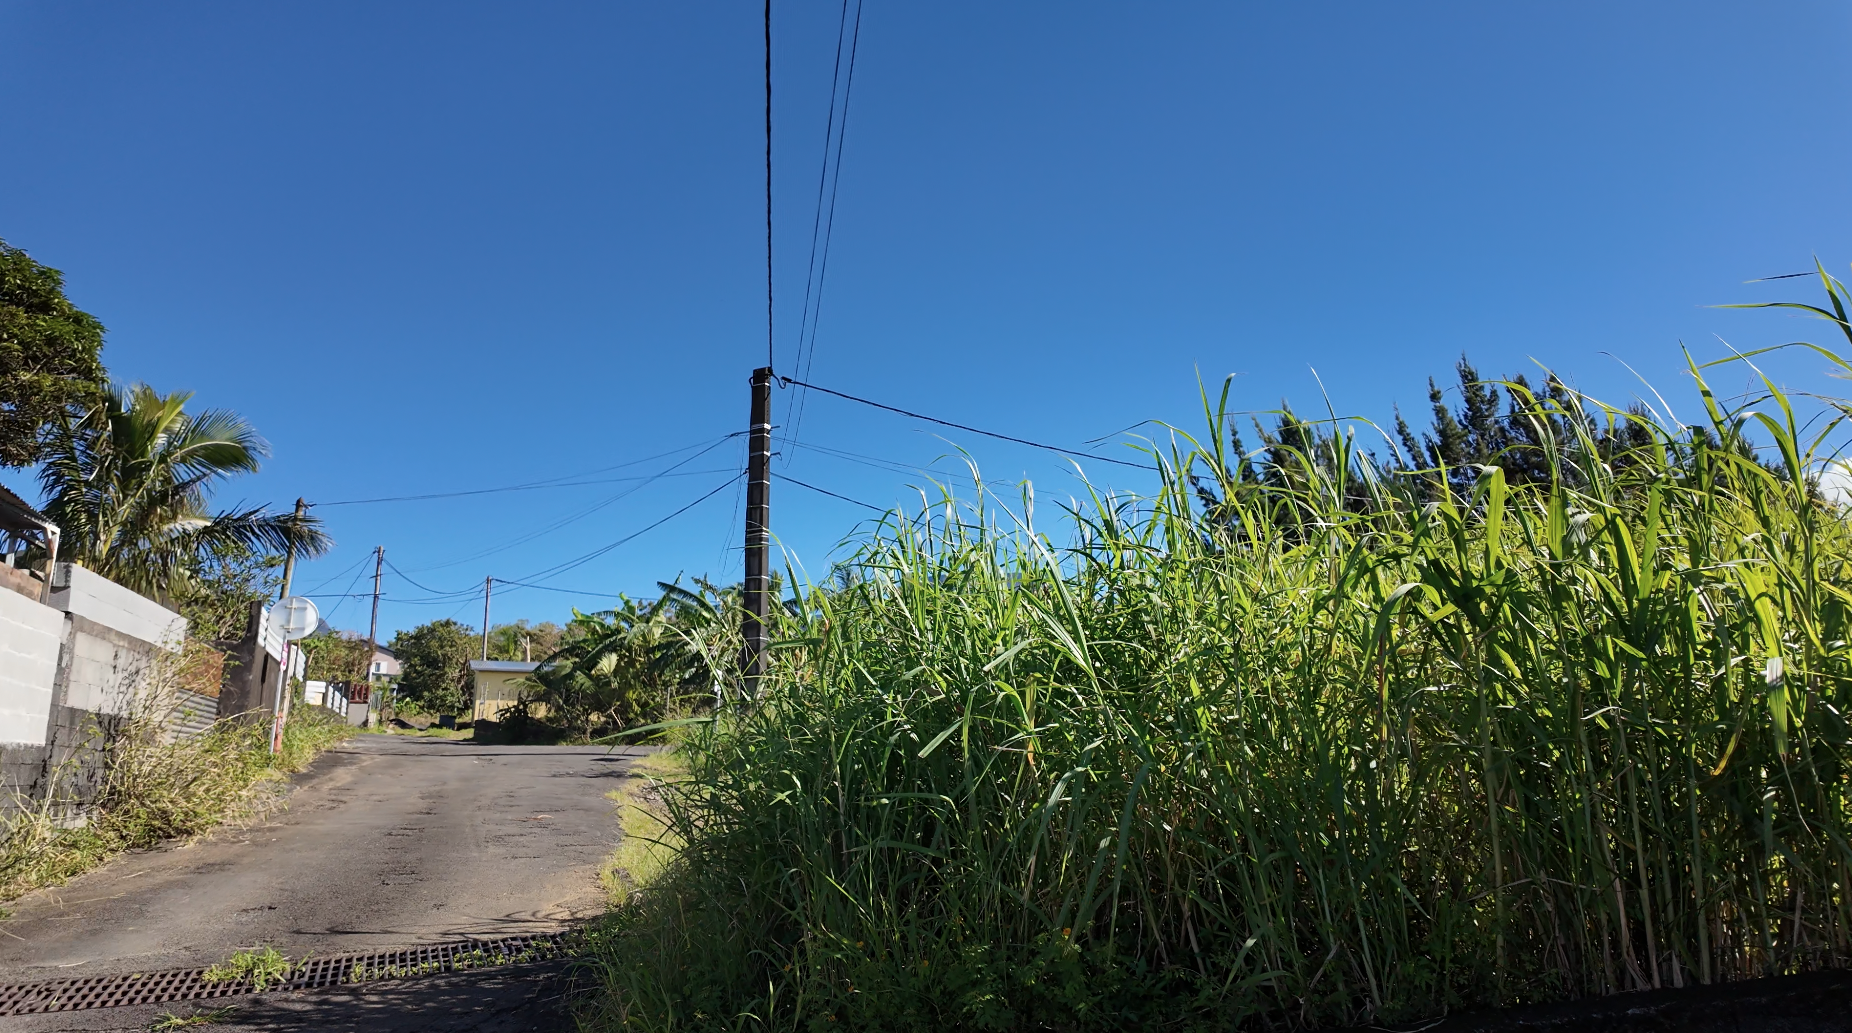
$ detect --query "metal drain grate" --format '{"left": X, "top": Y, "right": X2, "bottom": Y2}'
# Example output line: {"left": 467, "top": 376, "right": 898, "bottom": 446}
{"left": 0, "top": 931, "right": 573, "bottom": 1015}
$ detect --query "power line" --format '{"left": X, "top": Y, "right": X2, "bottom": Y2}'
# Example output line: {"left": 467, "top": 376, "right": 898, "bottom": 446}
{"left": 297, "top": 552, "right": 371, "bottom": 597}
{"left": 784, "top": 0, "right": 866, "bottom": 460}
{"left": 781, "top": 473, "right": 884, "bottom": 513}
{"left": 775, "top": 435, "right": 1014, "bottom": 486}
{"left": 775, "top": 375, "right": 1157, "bottom": 470}
{"left": 402, "top": 437, "right": 745, "bottom": 573}
{"left": 311, "top": 468, "right": 734, "bottom": 507}
{"left": 313, "top": 436, "right": 741, "bottom": 507}
{"left": 765, "top": 0, "right": 774, "bottom": 370}
{"left": 490, "top": 578, "right": 629, "bottom": 600}
{"left": 384, "top": 557, "right": 473, "bottom": 599}
{"left": 317, "top": 557, "right": 375, "bottom": 626}
{"left": 515, "top": 474, "right": 744, "bottom": 587}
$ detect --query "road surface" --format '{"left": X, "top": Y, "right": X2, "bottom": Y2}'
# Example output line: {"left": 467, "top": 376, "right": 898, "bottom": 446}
{"left": 0, "top": 734, "right": 639, "bottom": 1031}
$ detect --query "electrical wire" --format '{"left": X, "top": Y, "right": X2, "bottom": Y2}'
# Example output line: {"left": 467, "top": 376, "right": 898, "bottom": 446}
{"left": 297, "top": 552, "right": 372, "bottom": 597}
{"left": 765, "top": 0, "right": 774, "bottom": 370}
{"left": 402, "top": 437, "right": 744, "bottom": 573}
{"left": 775, "top": 376, "right": 1157, "bottom": 470}
{"left": 783, "top": 0, "right": 866, "bottom": 459}
{"left": 313, "top": 436, "right": 741, "bottom": 507}
{"left": 510, "top": 474, "right": 744, "bottom": 587}
{"left": 315, "top": 557, "right": 375, "bottom": 626}
{"left": 384, "top": 557, "right": 474, "bottom": 599}
{"left": 490, "top": 578, "right": 629, "bottom": 600}
{"left": 314, "top": 468, "right": 733, "bottom": 507}
{"left": 780, "top": 473, "right": 884, "bottom": 512}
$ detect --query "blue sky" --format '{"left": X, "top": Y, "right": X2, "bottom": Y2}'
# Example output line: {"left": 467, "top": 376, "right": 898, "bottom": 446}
{"left": 3, "top": 1, "right": 1848, "bottom": 637}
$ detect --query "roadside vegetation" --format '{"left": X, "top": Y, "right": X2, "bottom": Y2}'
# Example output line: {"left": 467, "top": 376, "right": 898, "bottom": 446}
{"left": 0, "top": 239, "right": 350, "bottom": 910}
{"left": 575, "top": 269, "right": 1852, "bottom": 1030}
{"left": 0, "top": 647, "right": 354, "bottom": 906}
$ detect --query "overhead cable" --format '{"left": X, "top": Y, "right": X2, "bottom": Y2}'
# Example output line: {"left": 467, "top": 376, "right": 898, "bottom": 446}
{"left": 507, "top": 474, "right": 745, "bottom": 587}
{"left": 314, "top": 435, "right": 742, "bottom": 507}
{"left": 489, "top": 578, "right": 629, "bottom": 600}
{"left": 780, "top": 473, "right": 885, "bottom": 513}
{"left": 403, "top": 436, "right": 745, "bottom": 573}
{"left": 784, "top": 0, "right": 867, "bottom": 459}
{"left": 775, "top": 376, "right": 1157, "bottom": 470}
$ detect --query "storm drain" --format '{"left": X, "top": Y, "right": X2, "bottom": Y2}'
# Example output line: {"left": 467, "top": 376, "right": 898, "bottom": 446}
{"left": 0, "top": 931, "right": 574, "bottom": 1015}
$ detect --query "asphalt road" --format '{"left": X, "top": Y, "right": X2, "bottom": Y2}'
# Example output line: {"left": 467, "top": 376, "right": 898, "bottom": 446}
{"left": 0, "top": 734, "right": 640, "bottom": 1031}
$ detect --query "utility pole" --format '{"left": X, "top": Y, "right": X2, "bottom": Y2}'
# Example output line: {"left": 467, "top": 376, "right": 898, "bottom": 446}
{"left": 271, "top": 497, "right": 307, "bottom": 752}
{"left": 279, "top": 498, "right": 307, "bottom": 599}
{"left": 740, "top": 367, "right": 773, "bottom": 694}
{"left": 366, "top": 547, "right": 383, "bottom": 664}
{"left": 482, "top": 576, "right": 492, "bottom": 661}
{"left": 364, "top": 546, "right": 383, "bottom": 727}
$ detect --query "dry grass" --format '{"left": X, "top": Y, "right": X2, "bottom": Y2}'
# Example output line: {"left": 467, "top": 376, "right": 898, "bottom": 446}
{"left": 0, "top": 643, "right": 354, "bottom": 905}
{"left": 599, "top": 750, "right": 687, "bottom": 901}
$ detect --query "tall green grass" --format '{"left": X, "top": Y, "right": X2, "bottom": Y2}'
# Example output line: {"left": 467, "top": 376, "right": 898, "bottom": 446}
{"left": 583, "top": 272, "right": 1852, "bottom": 1031}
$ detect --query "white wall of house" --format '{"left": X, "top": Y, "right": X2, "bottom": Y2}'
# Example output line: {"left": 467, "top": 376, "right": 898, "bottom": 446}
{"left": 0, "top": 587, "right": 63, "bottom": 744}
{"left": 49, "top": 564, "right": 186, "bottom": 650}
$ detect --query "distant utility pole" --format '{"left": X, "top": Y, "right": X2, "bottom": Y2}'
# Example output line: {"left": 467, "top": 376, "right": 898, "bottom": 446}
{"left": 363, "top": 546, "right": 383, "bottom": 726}
{"left": 279, "top": 498, "right": 307, "bottom": 599}
{"left": 366, "top": 546, "right": 383, "bottom": 677}
{"left": 482, "top": 576, "right": 492, "bottom": 661}
{"left": 740, "top": 367, "right": 773, "bottom": 694}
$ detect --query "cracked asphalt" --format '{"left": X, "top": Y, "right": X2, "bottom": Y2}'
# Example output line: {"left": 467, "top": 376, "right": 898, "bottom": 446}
{"left": 0, "top": 734, "right": 640, "bottom": 1031}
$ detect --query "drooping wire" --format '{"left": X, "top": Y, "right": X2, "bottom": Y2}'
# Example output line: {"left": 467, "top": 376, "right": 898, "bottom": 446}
{"left": 297, "top": 552, "right": 372, "bottom": 597}
{"left": 384, "top": 557, "right": 477, "bottom": 600}
{"left": 314, "top": 437, "right": 738, "bottom": 507}
{"left": 402, "top": 436, "right": 744, "bottom": 573}
{"left": 490, "top": 578, "right": 629, "bottom": 600}
{"left": 777, "top": 375, "right": 1158, "bottom": 470}
{"left": 783, "top": 0, "right": 866, "bottom": 462}
{"left": 780, "top": 473, "right": 884, "bottom": 512}
{"left": 315, "top": 555, "right": 376, "bottom": 626}
{"left": 511, "top": 474, "right": 744, "bottom": 587}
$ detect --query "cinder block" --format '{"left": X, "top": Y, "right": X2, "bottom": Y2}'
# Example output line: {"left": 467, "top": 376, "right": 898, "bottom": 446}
{"left": 0, "top": 588, "right": 62, "bottom": 745}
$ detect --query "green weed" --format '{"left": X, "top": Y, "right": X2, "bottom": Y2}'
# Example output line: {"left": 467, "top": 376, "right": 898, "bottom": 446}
{"left": 149, "top": 1005, "right": 238, "bottom": 1029}
{"left": 203, "top": 946, "right": 292, "bottom": 991}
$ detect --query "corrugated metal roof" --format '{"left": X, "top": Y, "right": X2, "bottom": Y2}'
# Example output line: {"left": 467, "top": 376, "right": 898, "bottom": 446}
{"left": 469, "top": 660, "right": 540, "bottom": 673}
{"left": 0, "top": 484, "right": 54, "bottom": 536}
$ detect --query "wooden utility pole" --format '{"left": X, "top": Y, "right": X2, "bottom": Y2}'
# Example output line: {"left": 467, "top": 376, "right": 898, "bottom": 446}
{"left": 360, "top": 546, "right": 382, "bottom": 726}
{"left": 270, "top": 497, "right": 308, "bottom": 753}
{"left": 740, "top": 367, "right": 773, "bottom": 693}
{"left": 482, "top": 576, "right": 492, "bottom": 661}
{"left": 279, "top": 498, "right": 307, "bottom": 599}
{"left": 366, "top": 548, "right": 384, "bottom": 658}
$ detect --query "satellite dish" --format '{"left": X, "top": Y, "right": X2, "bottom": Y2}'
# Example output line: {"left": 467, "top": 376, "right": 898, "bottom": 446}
{"left": 275, "top": 595, "right": 321, "bottom": 641}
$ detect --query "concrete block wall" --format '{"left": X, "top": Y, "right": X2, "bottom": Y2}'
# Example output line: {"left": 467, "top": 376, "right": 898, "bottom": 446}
{"left": 0, "top": 564, "right": 191, "bottom": 818}
{"left": 40, "top": 705, "right": 123, "bottom": 814}
{"left": 0, "top": 585, "right": 62, "bottom": 744}
{"left": 57, "top": 617, "right": 155, "bottom": 717}
{"left": 49, "top": 564, "right": 186, "bottom": 651}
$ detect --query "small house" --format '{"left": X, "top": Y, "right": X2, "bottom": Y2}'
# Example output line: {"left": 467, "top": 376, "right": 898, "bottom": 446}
{"left": 469, "top": 660, "right": 539, "bottom": 722}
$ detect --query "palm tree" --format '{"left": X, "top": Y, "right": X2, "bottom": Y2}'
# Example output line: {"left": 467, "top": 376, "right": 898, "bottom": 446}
{"left": 35, "top": 383, "right": 329, "bottom": 601}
